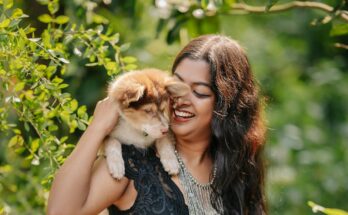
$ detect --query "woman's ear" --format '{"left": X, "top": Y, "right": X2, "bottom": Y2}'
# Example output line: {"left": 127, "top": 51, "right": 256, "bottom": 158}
{"left": 165, "top": 78, "right": 190, "bottom": 97}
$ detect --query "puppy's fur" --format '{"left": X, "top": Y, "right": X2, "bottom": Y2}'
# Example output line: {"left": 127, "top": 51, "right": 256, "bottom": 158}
{"left": 104, "top": 68, "right": 189, "bottom": 179}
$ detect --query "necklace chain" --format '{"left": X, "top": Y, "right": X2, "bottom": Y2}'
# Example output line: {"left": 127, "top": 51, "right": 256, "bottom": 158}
{"left": 174, "top": 149, "right": 222, "bottom": 215}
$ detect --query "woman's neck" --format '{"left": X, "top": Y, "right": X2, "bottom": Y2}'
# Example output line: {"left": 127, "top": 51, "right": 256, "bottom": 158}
{"left": 175, "top": 137, "right": 212, "bottom": 166}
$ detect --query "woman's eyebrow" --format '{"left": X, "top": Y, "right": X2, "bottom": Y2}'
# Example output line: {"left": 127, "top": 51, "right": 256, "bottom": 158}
{"left": 174, "top": 73, "right": 212, "bottom": 88}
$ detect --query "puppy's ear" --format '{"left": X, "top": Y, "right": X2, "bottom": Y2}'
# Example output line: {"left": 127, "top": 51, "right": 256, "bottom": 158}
{"left": 165, "top": 78, "right": 190, "bottom": 97}
{"left": 109, "top": 82, "right": 145, "bottom": 107}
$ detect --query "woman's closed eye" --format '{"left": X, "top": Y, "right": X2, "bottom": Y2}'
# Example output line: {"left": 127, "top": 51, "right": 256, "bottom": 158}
{"left": 193, "top": 90, "right": 211, "bottom": 98}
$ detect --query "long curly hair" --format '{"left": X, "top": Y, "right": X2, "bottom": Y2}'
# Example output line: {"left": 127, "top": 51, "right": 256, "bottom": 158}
{"left": 171, "top": 35, "right": 267, "bottom": 215}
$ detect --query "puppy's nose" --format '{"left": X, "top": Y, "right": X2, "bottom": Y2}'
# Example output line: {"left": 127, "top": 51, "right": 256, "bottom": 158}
{"left": 161, "top": 127, "right": 168, "bottom": 135}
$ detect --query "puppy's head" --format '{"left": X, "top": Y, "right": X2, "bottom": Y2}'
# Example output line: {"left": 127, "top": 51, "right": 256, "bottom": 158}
{"left": 108, "top": 69, "right": 189, "bottom": 139}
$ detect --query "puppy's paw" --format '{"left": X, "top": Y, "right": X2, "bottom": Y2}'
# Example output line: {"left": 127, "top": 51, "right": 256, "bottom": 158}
{"left": 161, "top": 157, "right": 179, "bottom": 175}
{"left": 106, "top": 156, "right": 125, "bottom": 180}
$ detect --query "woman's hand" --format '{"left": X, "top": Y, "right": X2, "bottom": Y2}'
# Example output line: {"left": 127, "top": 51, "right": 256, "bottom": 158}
{"left": 89, "top": 97, "right": 119, "bottom": 136}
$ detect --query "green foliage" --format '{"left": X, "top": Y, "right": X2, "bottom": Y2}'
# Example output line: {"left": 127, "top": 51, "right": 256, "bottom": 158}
{"left": 0, "top": 0, "right": 136, "bottom": 213}
{"left": 154, "top": 0, "right": 348, "bottom": 46}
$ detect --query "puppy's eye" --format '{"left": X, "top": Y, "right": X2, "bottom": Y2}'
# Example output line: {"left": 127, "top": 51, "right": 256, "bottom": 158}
{"left": 144, "top": 109, "right": 152, "bottom": 113}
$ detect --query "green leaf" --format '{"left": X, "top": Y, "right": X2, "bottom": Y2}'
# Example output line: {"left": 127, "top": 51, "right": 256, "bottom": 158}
{"left": 55, "top": 15, "right": 69, "bottom": 24}
{"left": 69, "top": 120, "right": 78, "bottom": 133}
{"left": 82, "top": 113, "right": 88, "bottom": 121}
{"left": 25, "top": 27, "right": 36, "bottom": 34}
{"left": 3, "top": 0, "right": 13, "bottom": 9}
{"left": 60, "top": 111, "right": 70, "bottom": 124}
{"left": 13, "top": 129, "right": 21, "bottom": 134}
{"left": 61, "top": 65, "right": 67, "bottom": 75}
{"left": 92, "top": 14, "right": 109, "bottom": 24}
{"left": 38, "top": 14, "right": 52, "bottom": 23}
{"left": 122, "top": 56, "right": 137, "bottom": 64}
{"left": 77, "top": 120, "right": 87, "bottom": 130}
{"left": 109, "top": 33, "right": 120, "bottom": 45}
{"left": 124, "top": 64, "right": 137, "bottom": 71}
{"left": 52, "top": 76, "right": 63, "bottom": 84}
{"left": 48, "top": 124, "right": 58, "bottom": 131}
{"left": 120, "top": 43, "right": 131, "bottom": 52}
{"left": 201, "top": 0, "right": 209, "bottom": 9}
{"left": 0, "top": 165, "right": 13, "bottom": 174}
{"left": 330, "top": 24, "right": 348, "bottom": 37}
{"left": 46, "top": 66, "right": 57, "bottom": 78}
{"left": 0, "top": 19, "right": 10, "bottom": 28}
{"left": 31, "top": 139, "right": 40, "bottom": 153}
{"left": 24, "top": 122, "right": 30, "bottom": 131}
{"left": 47, "top": 110, "right": 56, "bottom": 118}
{"left": 14, "top": 82, "right": 25, "bottom": 92}
{"left": 8, "top": 135, "right": 24, "bottom": 148}
{"left": 19, "top": 28, "right": 27, "bottom": 38}
{"left": 70, "top": 99, "right": 78, "bottom": 112}
{"left": 77, "top": 105, "right": 87, "bottom": 117}
{"left": 59, "top": 84, "right": 69, "bottom": 89}
{"left": 48, "top": 0, "right": 59, "bottom": 15}
{"left": 105, "top": 62, "right": 118, "bottom": 70}
{"left": 12, "top": 8, "right": 23, "bottom": 18}
{"left": 100, "top": 34, "right": 109, "bottom": 41}
{"left": 60, "top": 136, "right": 68, "bottom": 143}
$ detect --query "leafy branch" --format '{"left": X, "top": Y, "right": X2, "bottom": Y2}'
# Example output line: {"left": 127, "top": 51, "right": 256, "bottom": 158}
{"left": 229, "top": 1, "right": 348, "bottom": 23}
{"left": 0, "top": 0, "right": 138, "bottom": 213}
{"left": 155, "top": 0, "right": 348, "bottom": 48}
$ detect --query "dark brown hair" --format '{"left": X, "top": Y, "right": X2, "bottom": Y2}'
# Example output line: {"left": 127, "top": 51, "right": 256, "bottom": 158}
{"left": 172, "top": 35, "right": 267, "bottom": 215}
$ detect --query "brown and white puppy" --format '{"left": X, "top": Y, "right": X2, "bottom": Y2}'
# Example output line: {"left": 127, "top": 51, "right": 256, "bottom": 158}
{"left": 104, "top": 68, "right": 189, "bottom": 179}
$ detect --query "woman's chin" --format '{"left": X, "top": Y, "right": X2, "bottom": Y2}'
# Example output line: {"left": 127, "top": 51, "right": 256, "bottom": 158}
{"left": 171, "top": 123, "right": 192, "bottom": 137}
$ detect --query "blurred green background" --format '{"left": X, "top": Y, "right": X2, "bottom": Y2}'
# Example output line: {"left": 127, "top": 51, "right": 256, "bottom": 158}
{"left": 1, "top": 0, "right": 347, "bottom": 214}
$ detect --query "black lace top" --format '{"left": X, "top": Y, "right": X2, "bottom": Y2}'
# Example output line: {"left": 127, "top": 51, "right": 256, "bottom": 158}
{"left": 107, "top": 144, "right": 189, "bottom": 215}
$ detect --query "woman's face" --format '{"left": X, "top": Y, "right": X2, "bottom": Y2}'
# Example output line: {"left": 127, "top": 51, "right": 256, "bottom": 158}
{"left": 171, "top": 58, "right": 215, "bottom": 140}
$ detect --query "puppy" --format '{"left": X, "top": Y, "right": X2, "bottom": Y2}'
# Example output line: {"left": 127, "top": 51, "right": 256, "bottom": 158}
{"left": 104, "top": 68, "right": 189, "bottom": 179}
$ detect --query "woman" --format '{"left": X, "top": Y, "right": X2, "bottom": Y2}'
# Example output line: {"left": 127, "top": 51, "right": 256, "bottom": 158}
{"left": 47, "top": 34, "right": 267, "bottom": 215}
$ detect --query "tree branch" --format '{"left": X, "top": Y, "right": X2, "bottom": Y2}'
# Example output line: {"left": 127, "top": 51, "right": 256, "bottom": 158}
{"left": 229, "top": 1, "right": 348, "bottom": 23}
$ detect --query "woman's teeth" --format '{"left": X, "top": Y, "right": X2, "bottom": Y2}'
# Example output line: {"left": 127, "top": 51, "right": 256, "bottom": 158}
{"left": 174, "top": 110, "right": 194, "bottom": 118}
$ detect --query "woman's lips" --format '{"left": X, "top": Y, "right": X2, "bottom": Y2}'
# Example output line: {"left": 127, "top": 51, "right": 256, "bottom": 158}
{"left": 173, "top": 109, "right": 195, "bottom": 122}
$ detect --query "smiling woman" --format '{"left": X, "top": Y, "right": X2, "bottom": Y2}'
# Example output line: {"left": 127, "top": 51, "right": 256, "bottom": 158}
{"left": 170, "top": 35, "right": 267, "bottom": 214}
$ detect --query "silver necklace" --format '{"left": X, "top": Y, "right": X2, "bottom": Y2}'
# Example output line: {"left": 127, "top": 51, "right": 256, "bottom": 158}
{"left": 174, "top": 149, "right": 223, "bottom": 215}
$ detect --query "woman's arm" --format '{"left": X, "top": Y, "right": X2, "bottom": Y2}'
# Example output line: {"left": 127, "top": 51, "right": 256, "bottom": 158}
{"left": 47, "top": 97, "right": 129, "bottom": 215}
